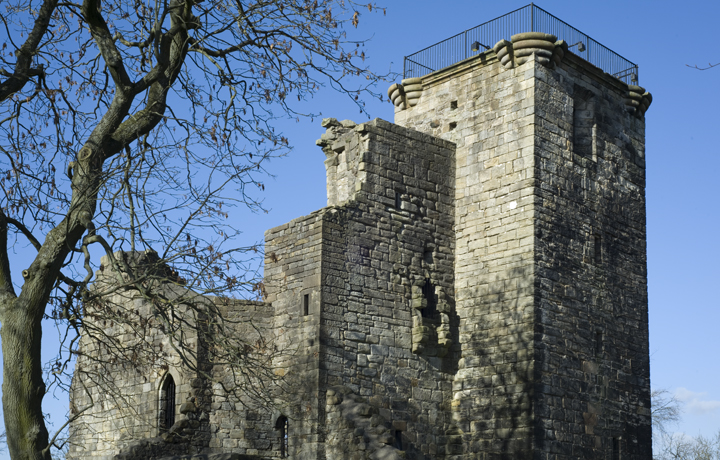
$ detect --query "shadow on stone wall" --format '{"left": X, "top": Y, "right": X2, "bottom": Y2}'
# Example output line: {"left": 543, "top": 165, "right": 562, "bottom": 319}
{"left": 448, "top": 264, "right": 535, "bottom": 459}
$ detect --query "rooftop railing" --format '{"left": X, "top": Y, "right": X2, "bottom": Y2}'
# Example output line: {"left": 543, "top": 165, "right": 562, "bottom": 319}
{"left": 403, "top": 4, "right": 639, "bottom": 85}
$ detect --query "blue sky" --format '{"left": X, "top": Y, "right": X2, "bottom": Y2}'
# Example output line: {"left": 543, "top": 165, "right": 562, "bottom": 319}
{"left": 3, "top": 0, "right": 720, "bottom": 457}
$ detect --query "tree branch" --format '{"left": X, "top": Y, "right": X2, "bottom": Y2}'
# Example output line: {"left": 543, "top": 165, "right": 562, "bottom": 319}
{"left": 0, "top": 0, "right": 58, "bottom": 102}
{"left": 0, "top": 210, "right": 17, "bottom": 299}
{"left": 5, "top": 217, "right": 42, "bottom": 251}
{"left": 82, "top": 0, "right": 133, "bottom": 92}
{"left": 686, "top": 62, "right": 720, "bottom": 70}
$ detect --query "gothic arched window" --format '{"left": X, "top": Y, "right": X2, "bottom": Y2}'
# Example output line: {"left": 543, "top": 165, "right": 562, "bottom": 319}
{"left": 159, "top": 374, "right": 176, "bottom": 432}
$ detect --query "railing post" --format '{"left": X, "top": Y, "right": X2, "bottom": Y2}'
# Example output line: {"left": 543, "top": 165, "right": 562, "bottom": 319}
{"left": 531, "top": 3, "right": 534, "bottom": 32}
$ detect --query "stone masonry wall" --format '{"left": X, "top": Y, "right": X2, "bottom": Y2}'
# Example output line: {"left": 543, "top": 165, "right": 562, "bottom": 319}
{"left": 264, "top": 212, "right": 325, "bottom": 459}
{"left": 68, "top": 252, "right": 276, "bottom": 460}
{"left": 205, "top": 299, "right": 276, "bottom": 458}
{"left": 395, "top": 51, "right": 539, "bottom": 458}
{"left": 316, "top": 119, "right": 457, "bottom": 458}
{"left": 70, "top": 30, "right": 652, "bottom": 460}
{"left": 532, "top": 57, "right": 651, "bottom": 459}
{"left": 68, "top": 254, "right": 199, "bottom": 460}
{"left": 393, "top": 49, "right": 651, "bottom": 458}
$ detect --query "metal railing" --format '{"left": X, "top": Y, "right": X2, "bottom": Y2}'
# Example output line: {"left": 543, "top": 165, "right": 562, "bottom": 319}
{"left": 403, "top": 3, "right": 639, "bottom": 84}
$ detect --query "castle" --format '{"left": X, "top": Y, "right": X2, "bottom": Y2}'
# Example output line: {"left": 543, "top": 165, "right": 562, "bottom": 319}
{"left": 68, "top": 6, "right": 653, "bottom": 459}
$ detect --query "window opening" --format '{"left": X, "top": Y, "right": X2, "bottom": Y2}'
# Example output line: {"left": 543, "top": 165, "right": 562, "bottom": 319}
{"left": 423, "top": 249, "right": 433, "bottom": 265}
{"left": 277, "top": 415, "right": 289, "bottom": 457}
{"left": 594, "top": 234, "right": 602, "bottom": 264}
{"left": 450, "top": 100, "right": 458, "bottom": 110}
{"left": 303, "top": 294, "right": 309, "bottom": 316}
{"left": 421, "top": 279, "right": 437, "bottom": 319}
{"left": 395, "top": 192, "right": 401, "bottom": 209}
{"left": 573, "top": 87, "right": 597, "bottom": 162}
{"left": 594, "top": 331, "right": 603, "bottom": 356}
{"left": 448, "top": 121, "right": 457, "bottom": 131}
{"left": 612, "top": 437, "right": 620, "bottom": 460}
{"left": 159, "top": 374, "right": 176, "bottom": 432}
{"left": 394, "top": 430, "right": 403, "bottom": 450}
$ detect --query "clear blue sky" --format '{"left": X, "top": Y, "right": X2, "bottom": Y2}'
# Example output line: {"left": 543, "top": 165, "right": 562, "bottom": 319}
{"left": 3, "top": 0, "right": 720, "bottom": 457}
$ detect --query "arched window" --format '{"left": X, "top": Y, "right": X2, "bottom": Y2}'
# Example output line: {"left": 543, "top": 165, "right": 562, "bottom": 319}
{"left": 275, "top": 415, "right": 289, "bottom": 457}
{"left": 159, "top": 374, "right": 176, "bottom": 432}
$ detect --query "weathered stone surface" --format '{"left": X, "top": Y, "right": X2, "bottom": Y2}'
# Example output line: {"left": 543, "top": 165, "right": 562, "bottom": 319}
{"left": 69, "top": 28, "right": 651, "bottom": 460}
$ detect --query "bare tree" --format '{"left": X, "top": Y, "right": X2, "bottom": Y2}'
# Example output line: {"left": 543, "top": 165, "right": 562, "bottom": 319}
{"left": 655, "top": 431, "right": 720, "bottom": 460}
{"left": 653, "top": 388, "right": 682, "bottom": 437}
{"left": 652, "top": 389, "right": 720, "bottom": 460}
{"left": 0, "top": 0, "right": 387, "bottom": 458}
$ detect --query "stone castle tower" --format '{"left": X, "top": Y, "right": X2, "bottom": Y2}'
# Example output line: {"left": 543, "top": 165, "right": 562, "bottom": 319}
{"left": 69, "top": 6, "right": 653, "bottom": 460}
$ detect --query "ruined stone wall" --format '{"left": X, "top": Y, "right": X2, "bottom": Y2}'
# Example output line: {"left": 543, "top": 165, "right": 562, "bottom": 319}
{"left": 68, "top": 254, "right": 199, "bottom": 460}
{"left": 316, "top": 119, "right": 457, "bottom": 458}
{"left": 395, "top": 51, "right": 539, "bottom": 458}
{"left": 532, "top": 57, "right": 651, "bottom": 459}
{"left": 204, "top": 299, "right": 276, "bottom": 458}
{"left": 68, "top": 252, "right": 277, "bottom": 460}
{"left": 264, "top": 212, "right": 325, "bottom": 458}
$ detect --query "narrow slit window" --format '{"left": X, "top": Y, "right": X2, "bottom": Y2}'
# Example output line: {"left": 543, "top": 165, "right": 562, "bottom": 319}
{"left": 277, "top": 415, "right": 289, "bottom": 457}
{"left": 159, "top": 374, "right": 176, "bottom": 432}
{"left": 303, "top": 294, "right": 309, "bottom": 316}
{"left": 395, "top": 192, "right": 401, "bottom": 209}
{"left": 394, "top": 430, "right": 403, "bottom": 450}
{"left": 423, "top": 249, "right": 433, "bottom": 265}
{"left": 572, "top": 87, "right": 596, "bottom": 161}
{"left": 594, "top": 234, "right": 602, "bottom": 264}
{"left": 594, "top": 331, "right": 603, "bottom": 356}
{"left": 612, "top": 437, "right": 620, "bottom": 460}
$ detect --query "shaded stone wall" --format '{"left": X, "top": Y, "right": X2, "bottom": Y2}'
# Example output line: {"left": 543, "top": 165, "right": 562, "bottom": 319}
{"left": 395, "top": 52, "right": 539, "bottom": 458}
{"left": 532, "top": 57, "right": 651, "bottom": 459}
{"left": 393, "top": 49, "right": 651, "bottom": 458}
{"left": 264, "top": 211, "right": 325, "bottom": 458}
{"left": 205, "top": 299, "right": 276, "bottom": 457}
{"left": 315, "top": 119, "right": 456, "bottom": 458}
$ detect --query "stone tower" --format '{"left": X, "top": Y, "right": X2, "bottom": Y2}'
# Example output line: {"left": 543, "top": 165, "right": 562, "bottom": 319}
{"left": 387, "top": 29, "right": 652, "bottom": 459}
{"left": 68, "top": 7, "right": 653, "bottom": 460}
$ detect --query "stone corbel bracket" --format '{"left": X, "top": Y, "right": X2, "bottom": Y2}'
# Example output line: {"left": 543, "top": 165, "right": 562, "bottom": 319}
{"left": 553, "top": 40, "right": 568, "bottom": 66}
{"left": 512, "top": 32, "right": 558, "bottom": 66}
{"left": 492, "top": 39, "right": 513, "bottom": 69}
{"left": 625, "top": 85, "right": 653, "bottom": 117}
{"left": 493, "top": 33, "right": 568, "bottom": 69}
{"left": 387, "top": 77, "right": 423, "bottom": 111}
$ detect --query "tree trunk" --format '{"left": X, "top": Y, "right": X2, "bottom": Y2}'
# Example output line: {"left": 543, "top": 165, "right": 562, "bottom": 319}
{"left": 1, "top": 299, "right": 51, "bottom": 460}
